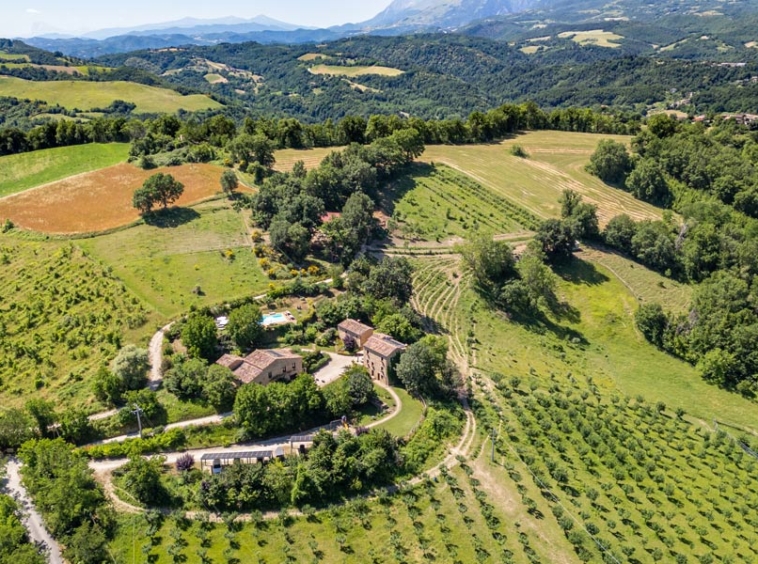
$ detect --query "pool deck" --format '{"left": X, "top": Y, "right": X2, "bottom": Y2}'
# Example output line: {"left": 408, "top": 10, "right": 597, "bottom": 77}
{"left": 261, "top": 310, "right": 297, "bottom": 327}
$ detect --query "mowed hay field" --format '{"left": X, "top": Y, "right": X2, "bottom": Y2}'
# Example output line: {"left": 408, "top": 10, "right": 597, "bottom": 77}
{"left": 0, "top": 76, "right": 222, "bottom": 113}
{"left": 308, "top": 64, "right": 405, "bottom": 77}
{"left": 78, "top": 200, "right": 268, "bottom": 318}
{"left": 0, "top": 143, "right": 130, "bottom": 198}
{"left": 0, "top": 163, "right": 234, "bottom": 234}
{"left": 423, "top": 131, "right": 662, "bottom": 225}
{"left": 273, "top": 146, "right": 337, "bottom": 172}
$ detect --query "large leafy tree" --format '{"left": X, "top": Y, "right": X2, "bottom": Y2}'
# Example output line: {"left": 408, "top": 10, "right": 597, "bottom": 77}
{"left": 586, "top": 139, "right": 631, "bottom": 184}
{"left": 111, "top": 344, "right": 149, "bottom": 391}
{"left": 227, "top": 303, "right": 264, "bottom": 352}
{"left": 458, "top": 233, "right": 516, "bottom": 297}
{"left": 132, "top": 173, "right": 184, "bottom": 214}
{"left": 182, "top": 314, "right": 218, "bottom": 360}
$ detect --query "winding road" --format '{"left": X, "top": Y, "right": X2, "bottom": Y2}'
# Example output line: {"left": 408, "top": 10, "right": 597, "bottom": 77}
{"left": 2, "top": 458, "right": 64, "bottom": 564}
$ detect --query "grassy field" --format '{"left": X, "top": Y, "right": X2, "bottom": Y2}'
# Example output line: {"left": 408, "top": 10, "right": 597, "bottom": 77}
{"left": 376, "top": 387, "right": 426, "bottom": 437}
{"left": 0, "top": 238, "right": 155, "bottom": 410}
{"left": 308, "top": 64, "right": 405, "bottom": 77}
{"left": 0, "top": 162, "right": 234, "bottom": 234}
{"left": 273, "top": 146, "right": 337, "bottom": 173}
{"left": 269, "top": 132, "right": 662, "bottom": 226}
{"left": 411, "top": 255, "right": 758, "bottom": 431}
{"left": 385, "top": 163, "right": 540, "bottom": 242}
{"left": 0, "top": 143, "right": 130, "bottom": 198}
{"left": 78, "top": 200, "right": 268, "bottom": 319}
{"left": 0, "top": 77, "right": 222, "bottom": 113}
{"left": 423, "top": 131, "right": 662, "bottom": 225}
{"left": 557, "top": 30, "right": 624, "bottom": 48}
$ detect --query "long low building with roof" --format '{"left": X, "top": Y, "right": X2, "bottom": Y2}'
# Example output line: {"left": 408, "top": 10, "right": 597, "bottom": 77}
{"left": 216, "top": 348, "right": 303, "bottom": 385}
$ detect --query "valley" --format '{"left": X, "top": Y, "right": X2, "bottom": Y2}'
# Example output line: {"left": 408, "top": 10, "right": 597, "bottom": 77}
{"left": 2, "top": 3, "right": 758, "bottom": 563}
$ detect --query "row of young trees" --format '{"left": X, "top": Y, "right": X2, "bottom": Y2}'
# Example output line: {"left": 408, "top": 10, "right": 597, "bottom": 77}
{"left": 586, "top": 115, "right": 758, "bottom": 394}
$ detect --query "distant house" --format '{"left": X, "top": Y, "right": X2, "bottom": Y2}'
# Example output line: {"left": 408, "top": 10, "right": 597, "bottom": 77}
{"left": 338, "top": 319, "right": 374, "bottom": 349}
{"left": 216, "top": 349, "right": 303, "bottom": 385}
{"left": 363, "top": 333, "right": 406, "bottom": 384}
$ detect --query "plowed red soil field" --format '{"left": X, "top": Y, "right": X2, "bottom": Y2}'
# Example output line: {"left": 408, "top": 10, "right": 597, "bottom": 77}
{"left": 0, "top": 163, "right": 241, "bottom": 234}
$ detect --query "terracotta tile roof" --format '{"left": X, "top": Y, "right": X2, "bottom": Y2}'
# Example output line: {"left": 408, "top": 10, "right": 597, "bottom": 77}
{"left": 218, "top": 349, "right": 301, "bottom": 384}
{"left": 338, "top": 319, "right": 373, "bottom": 336}
{"left": 216, "top": 354, "right": 244, "bottom": 370}
{"left": 364, "top": 333, "right": 406, "bottom": 358}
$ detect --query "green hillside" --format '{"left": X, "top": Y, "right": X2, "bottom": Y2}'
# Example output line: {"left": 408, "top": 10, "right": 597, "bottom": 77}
{"left": 0, "top": 77, "right": 222, "bottom": 114}
{"left": 0, "top": 143, "right": 130, "bottom": 198}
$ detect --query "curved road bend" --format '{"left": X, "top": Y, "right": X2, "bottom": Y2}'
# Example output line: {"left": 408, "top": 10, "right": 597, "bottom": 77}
{"left": 3, "top": 458, "right": 64, "bottom": 564}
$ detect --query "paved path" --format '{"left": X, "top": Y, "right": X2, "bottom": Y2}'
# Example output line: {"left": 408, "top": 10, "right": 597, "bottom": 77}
{"left": 148, "top": 323, "right": 173, "bottom": 390}
{"left": 2, "top": 459, "right": 64, "bottom": 564}
{"left": 313, "top": 352, "right": 361, "bottom": 386}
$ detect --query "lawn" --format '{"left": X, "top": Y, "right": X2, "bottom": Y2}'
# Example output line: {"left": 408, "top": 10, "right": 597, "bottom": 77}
{"left": 422, "top": 131, "right": 663, "bottom": 225}
{"left": 78, "top": 200, "right": 269, "bottom": 319}
{"left": 0, "top": 143, "right": 130, "bottom": 198}
{"left": 0, "top": 162, "right": 234, "bottom": 234}
{"left": 0, "top": 76, "right": 222, "bottom": 113}
{"left": 308, "top": 64, "right": 405, "bottom": 77}
{"left": 376, "top": 387, "right": 426, "bottom": 437}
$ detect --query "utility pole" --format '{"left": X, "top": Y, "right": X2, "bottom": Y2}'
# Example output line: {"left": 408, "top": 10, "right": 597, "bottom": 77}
{"left": 132, "top": 404, "right": 144, "bottom": 439}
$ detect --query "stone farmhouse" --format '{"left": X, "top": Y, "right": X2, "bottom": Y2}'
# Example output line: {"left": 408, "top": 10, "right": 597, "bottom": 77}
{"left": 363, "top": 333, "right": 407, "bottom": 384}
{"left": 337, "top": 318, "right": 374, "bottom": 348}
{"left": 216, "top": 349, "right": 303, "bottom": 385}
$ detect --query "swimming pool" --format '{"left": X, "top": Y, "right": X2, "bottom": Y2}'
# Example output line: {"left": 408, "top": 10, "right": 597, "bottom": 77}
{"left": 261, "top": 312, "right": 290, "bottom": 327}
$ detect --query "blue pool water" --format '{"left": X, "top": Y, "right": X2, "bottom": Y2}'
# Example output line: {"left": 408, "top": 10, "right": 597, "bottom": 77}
{"left": 261, "top": 312, "right": 288, "bottom": 327}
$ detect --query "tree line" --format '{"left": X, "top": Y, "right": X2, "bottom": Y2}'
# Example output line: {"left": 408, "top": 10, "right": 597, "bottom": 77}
{"left": 585, "top": 115, "right": 758, "bottom": 396}
{"left": 0, "top": 101, "right": 638, "bottom": 158}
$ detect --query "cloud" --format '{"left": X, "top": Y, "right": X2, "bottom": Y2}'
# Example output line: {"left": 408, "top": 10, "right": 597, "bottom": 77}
{"left": 26, "top": 8, "right": 41, "bottom": 14}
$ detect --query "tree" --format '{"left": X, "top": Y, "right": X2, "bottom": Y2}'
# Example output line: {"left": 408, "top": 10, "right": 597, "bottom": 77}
{"left": 345, "top": 365, "right": 375, "bottom": 406}
{"left": 220, "top": 169, "right": 239, "bottom": 196}
{"left": 147, "top": 173, "right": 184, "bottom": 209}
{"left": 120, "top": 456, "right": 165, "bottom": 505}
{"left": 133, "top": 173, "right": 184, "bottom": 214}
{"left": 228, "top": 133, "right": 275, "bottom": 169}
{"left": 93, "top": 364, "right": 124, "bottom": 405}
{"left": 59, "top": 410, "right": 93, "bottom": 444}
{"left": 534, "top": 219, "right": 576, "bottom": 262}
{"left": 586, "top": 139, "right": 631, "bottom": 184}
{"left": 0, "top": 408, "right": 33, "bottom": 451}
{"left": 377, "top": 313, "right": 422, "bottom": 344}
{"left": 391, "top": 128, "right": 425, "bottom": 162}
{"left": 227, "top": 303, "right": 264, "bottom": 352}
{"left": 182, "top": 314, "right": 218, "bottom": 360}
{"left": 164, "top": 357, "right": 207, "bottom": 400}
{"left": 517, "top": 252, "right": 559, "bottom": 311}
{"left": 603, "top": 214, "right": 637, "bottom": 254}
{"left": 560, "top": 190, "right": 600, "bottom": 241}
{"left": 25, "top": 399, "right": 56, "bottom": 438}
{"left": 362, "top": 257, "right": 414, "bottom": 304}
{"left": 625, "top": 159, "right": 671, "bottom": 205}
{"left": 64, "top": 522, "right": 109, "bottom": 564}
{"left": 132, "top": 184, "right": 156, "bottom": 214}
{"left": 111, "top": 345, "right": 149, "bottom": 391}
{"left": 395, "top": 338, "right": 448, "bottom": 397}
{"left": 635, "top": 303, "right": 668, "bottom": 348}
{"left": 203, "top": 365, "right": 237, "bottom": 411}
{"left": 458, "top": 233, "right": 516, "bottom": 297}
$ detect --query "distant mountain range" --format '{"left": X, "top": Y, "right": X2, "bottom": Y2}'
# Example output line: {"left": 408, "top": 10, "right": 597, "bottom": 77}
{"left": 18, "top": 0, "right": 758, "bottom": 58}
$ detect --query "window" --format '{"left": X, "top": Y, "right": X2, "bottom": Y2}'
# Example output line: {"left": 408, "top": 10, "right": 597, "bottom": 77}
{"left": 268, "top": 372, "right": 272, "bottom": 379}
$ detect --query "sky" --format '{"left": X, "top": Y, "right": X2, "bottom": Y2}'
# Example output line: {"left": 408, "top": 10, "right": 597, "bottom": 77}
{"left": 3, "top": 0, "right": 394, "bottom": 38}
